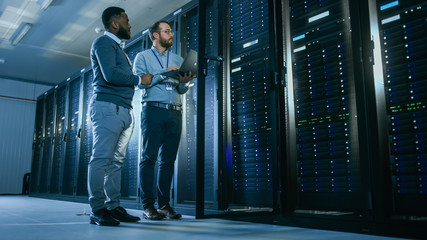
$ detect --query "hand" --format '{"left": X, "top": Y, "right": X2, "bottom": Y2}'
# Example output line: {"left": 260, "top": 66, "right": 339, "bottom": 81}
{"left": 178, "top": 71, "right": 196, "bottom": 83}
{"left": 166, "top": 66, "right": 180, "bottom": 72}
{"left": 140, "top": 73, "right": 153, "bottom": 85}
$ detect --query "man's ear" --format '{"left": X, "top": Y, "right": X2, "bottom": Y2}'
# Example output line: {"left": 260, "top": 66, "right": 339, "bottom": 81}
{"left": 153, "top": 32, "right": 159, "bottom": 40}
{"left": 111, "top": 20, "right": 119, "bottom": 30}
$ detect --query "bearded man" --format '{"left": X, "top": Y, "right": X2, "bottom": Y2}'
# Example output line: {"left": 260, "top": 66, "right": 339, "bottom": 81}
{"left": 133, "top": 20, "right": 195, "bottom": 220}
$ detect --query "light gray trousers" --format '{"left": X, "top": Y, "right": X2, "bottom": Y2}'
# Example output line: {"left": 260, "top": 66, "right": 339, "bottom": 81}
{"left": 87, "top": 100, "right": 134, "bottom": 213}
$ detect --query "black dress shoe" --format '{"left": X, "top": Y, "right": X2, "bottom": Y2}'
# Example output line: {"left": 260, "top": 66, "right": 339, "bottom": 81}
{"left": 109, "top": 206, "right": 140, "bottom": 222}
{"left": 158, "top": 205, "right": 182, "bottom": 219}
{"left": 143, "top": 206, "right": 164, "bottom": 220}
{"left": 90, "top": 208, "right": 120, "bottom": 226}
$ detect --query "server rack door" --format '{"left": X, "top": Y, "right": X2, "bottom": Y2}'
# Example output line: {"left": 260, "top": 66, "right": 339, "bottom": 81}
{"left": 228, "top": 0, "right": 279, "bottom": 210}
{"left": 76, "top": 70, "right": 93, "bottom": 197}
{"left": 176, "top": 6, "right": 199, "bottom": 207}
{"left": 195, "top": 0, "right": 282, "bottom": 217}
{"left": 157, "top": 0, "right": 219, "bottom": 212}
{"left": 30, "top": 98, "right": 45, "bottom": 194}
{"left": 62, "top": 77, "right": 82, "bottom": 195}
{"left": 173, "top": 4, "right": 218, "bottom": 209}
{"left": 201, "top": 2, "right": 220, "bottom": 209}
{"left": 173, "top": 2, "right": 220, "bottom": 210}
{"left": 38, "top": 91, "right": 55, "bottom": 193}
{"left": 50, "top": 85, "right": 68, "bottom": 194}
{"left": 288, "top": 0, "right": 370, "bottom": 213}
{"left": 376, "top": 0, "right": 427, "bottom": 216}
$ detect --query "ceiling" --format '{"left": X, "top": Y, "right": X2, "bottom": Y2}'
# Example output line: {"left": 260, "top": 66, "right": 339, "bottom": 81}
{"left": 0, "top": 0, "right": 191, "bottom": 86}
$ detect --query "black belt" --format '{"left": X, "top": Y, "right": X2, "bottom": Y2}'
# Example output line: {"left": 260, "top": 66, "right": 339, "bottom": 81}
{"left": 143, "top": 102, "right": 182, "bottom": 111}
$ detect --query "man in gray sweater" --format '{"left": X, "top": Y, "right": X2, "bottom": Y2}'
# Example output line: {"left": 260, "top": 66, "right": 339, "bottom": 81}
{"left": 88, "top": 6, "right": 152, "bottom": 226}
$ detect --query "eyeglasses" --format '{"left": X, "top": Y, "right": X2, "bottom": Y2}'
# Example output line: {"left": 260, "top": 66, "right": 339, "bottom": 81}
{"left": 158, "top": 29, "right": 174, "bottom": 35}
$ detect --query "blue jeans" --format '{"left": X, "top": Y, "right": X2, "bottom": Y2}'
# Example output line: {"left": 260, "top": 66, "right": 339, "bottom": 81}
{"left": 88, "top": 100, "right": 134, "bottom": 213}
{"left": 140, "top": 104, "right": 182, "bottom": 209}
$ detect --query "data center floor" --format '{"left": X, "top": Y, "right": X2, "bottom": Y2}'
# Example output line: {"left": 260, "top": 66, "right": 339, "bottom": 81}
{"left": 0, "top": 196, "right": 408, "bottom": 240}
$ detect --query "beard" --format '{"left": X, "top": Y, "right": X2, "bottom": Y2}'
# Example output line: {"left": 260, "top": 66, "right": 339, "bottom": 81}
{"left": 117, "top": 25, "right": 131, "bottom": 40}
{"left": 159, "top": 36, "right": 173, "bottom": 49}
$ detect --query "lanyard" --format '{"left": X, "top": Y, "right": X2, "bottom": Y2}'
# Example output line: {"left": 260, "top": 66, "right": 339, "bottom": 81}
{"left": 151, "top": 49, "right": 169, "bottom": 69}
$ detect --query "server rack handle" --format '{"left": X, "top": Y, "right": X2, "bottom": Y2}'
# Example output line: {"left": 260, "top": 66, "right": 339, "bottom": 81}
{"left": 280, "top": 67, "right": 286, "bottom": 87}
{"left": 202, "top": 56, "right": 224, "bottom": 76}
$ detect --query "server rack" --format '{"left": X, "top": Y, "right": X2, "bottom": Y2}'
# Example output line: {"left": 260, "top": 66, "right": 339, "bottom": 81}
{"left": 76, "top": 67, "right": 93, "bottom": 197}
{"left": 38, "top": 90, "right": 55, "bottom": 193}
{"left": 171, "top": 1, "right": 220, "bottom": 211}
{"left": 175, "top": 5, "right": 200, "bottom": 207}
{"left": 376, "top": 0, "right": 427, "bottom": 216}
{"left": 288, "top": 0, "right": 371, "bottom": 213}
{"left": 50, "top": 84, "right": 68, "bottom": 194}
{"left": 202, "top": 1, "right": 220, "bottom": 207}
{"left": 61, "top": 75, "right": 82, "bottom": 196}
{"left": 30, "top": 97, "right": 45, "bottom": 193}
{"left": 225, "top": 0, "right": 278, "bottom": 210}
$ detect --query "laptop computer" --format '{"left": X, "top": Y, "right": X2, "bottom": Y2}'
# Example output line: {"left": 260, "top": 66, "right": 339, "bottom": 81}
{"left": 161, "top": 49, "right": 198, "bottom": 78}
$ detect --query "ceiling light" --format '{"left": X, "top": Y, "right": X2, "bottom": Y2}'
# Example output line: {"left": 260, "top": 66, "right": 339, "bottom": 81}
{"left": 10, "top": 22, "right": 32, "bottom": 46}
{"left": 0, "top": 58, "right": 5, "bottom": 64}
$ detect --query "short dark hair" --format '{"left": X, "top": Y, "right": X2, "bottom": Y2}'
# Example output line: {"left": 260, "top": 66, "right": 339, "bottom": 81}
{"left": 149, "top": 20, "right": 170, "bottom": 41}
{"left": 102, "top": 7, "right": 125, "bottom": 30}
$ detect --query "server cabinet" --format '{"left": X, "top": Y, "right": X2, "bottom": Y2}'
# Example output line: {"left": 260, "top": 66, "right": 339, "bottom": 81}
{"left": 176, "top": 6, "right": 199, "bottom": 206}
{"left": 50, "top": 84, "right": 68, "bottom": 194}
{"left": 62, "top": 75, "right": 82, "bottom": 195}
{"left": 202, "top": 2, "right": 220, "bottom": 207}
{"left": 376, "top": 0, "right": 427, "bottom": 216}
{"left": 172, "top": 1, "right": 220, "bottom": 210}
{"left": 287, "top": 0, "right": 372, "bottom": 213}
{"left": 30, "top": 97, "right": 45, "bottom": 193}
{"left": 225, "top": 0, "right": 279, "bottom": 210}
{"left": 76, "top": 68, "right": 93, "bottom": 197}
{"left": 38, "top": 90, "right": 55, "bottom": 193}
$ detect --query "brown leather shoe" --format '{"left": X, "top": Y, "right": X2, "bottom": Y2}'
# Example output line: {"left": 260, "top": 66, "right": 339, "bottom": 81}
{"left": 158, "top": 205, "right": 182, "bottom": 219}
{"left": 143, "top": 206, "right": 164, "bottom": 220}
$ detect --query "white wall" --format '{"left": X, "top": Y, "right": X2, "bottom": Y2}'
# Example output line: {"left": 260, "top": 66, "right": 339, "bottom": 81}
{"left": 0, "top": 78, "right": 51, "bottom": 194}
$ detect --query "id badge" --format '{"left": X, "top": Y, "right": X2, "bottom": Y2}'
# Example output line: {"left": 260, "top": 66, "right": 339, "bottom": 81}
{"left": 165, "top": 83, "right": 173, "bottom": 90}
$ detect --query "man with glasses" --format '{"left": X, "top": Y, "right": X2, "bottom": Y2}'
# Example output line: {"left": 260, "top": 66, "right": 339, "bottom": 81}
{"left": 133, "top": 20, "right": 196, "bottom": 220}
